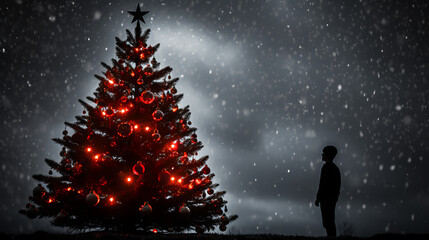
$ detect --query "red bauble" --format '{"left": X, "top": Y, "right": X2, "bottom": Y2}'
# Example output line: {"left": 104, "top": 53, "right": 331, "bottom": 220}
{"left": 133, "top": 161, "right": 145, "bottom": 175}
{"left": 219, "top": 224, "right": 227, "bottom": 232}
{"left": 171, "top": 86, "right": 177, "bottom": 94}
{"left": 143, "top": 66, "right": 153, "bottom": 76}
{"left": 137, "top": 77, "right": 144, "bottom": 85}
{"left": 152, "top": 110, "right": 164, "bottom": 121}
{"left": 141, "top": 91, "right": 155, "bottom": 104}
{"left": 118, "top": 122, "right": 133, "bottom": 137}
{"left": 86, "top": 191, "right": 100, "bottom": 206}
{"left": 202, "top": 165, "right": 211, "bottom": 174}
{"left": 152, "top": 132, "right": 161, "bottom": 141}
{"left": 158, "top": 170, "right": 171, "bottom": 184}
{"left": 207, "top": 188, "right": 214, "bottom": 195}
{"left": 120, "top": 96, "right": 128, "bottom": 102}
{"left": 105, "top": 108, "right": 114, "bottom": 116}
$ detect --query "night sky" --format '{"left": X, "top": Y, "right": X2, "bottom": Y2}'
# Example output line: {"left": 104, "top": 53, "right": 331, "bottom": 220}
{"left": 1, "top": 0, "right": 428, "bottom": 236}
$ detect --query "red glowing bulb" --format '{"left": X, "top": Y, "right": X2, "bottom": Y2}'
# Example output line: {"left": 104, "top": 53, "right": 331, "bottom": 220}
{"left": 135, "top": 48, "right": 139, "bottom": 52}
{"left": 108, "top": 79, "right": 114, "bottom": 84}
{"left": 127, "top": 177, "right": 132, "bottom": 182}
{"left": 109, "top": 197, "right": 114, "bottom": 202}
{"left": 102, "top": 111, "right": 106, "bottom": 116}
{"left": 178, "top": 179, "right": 182, "bottom": 183}
{"left": 67, "top": 187, "right": 72, "bottom": 191}
{"left": 94, "top": 155, "right": 100, "bottom": 160}
{"left": 87, "top": 147, "right": 92, "bottom": 152}
{"left": 48, "top": 198, "right": 54, "bottom": 203}
{"left": 145, "top": 126, "right": 150, "bottom": 131}
{"left": 170, "top": 177, "right": 175, "bottom": 182}
{"left": 153, "top": 229, "right": 158, "bottom": 233}
{"left": 134, "top": 124, "right": 139, "bottom": 129}
{"left": 188, "top": 184, "right": 193, "bottom": 189}
{"left": 170, "top": 142, "right": 177, "bottom": 150}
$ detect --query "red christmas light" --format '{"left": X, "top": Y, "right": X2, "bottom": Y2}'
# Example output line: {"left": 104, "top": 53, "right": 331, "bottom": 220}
{"left": 126, "top": 177, "right": 132, "bottom": 183}
{"left": 152, "top": 229, "right": 158, "bottom": 233}
{"left": 178, "top": 179, "right": 183, "bottom": 184}
{"left": 87, "top": 147, "right": 92, "bottom": 152}
{"left": 170, "top": 176, "right": 175, "bottom": 182}
{"left": 145, "top": 126, "right": 150, "bottom": 131}
{"left": 67, "top": 187, "right": 72, "bottom": 191}
{"left": 170, "top": 142, "right": 178, "bottom": 150}
{"left": 108, "top": 79, "right": 114, "bottom": 85}
{"left": 48, "top": 198, "right": 54, "bottom": 203}
{"left": 94, "top": 155, "right": 100, "bottom": 160}
{"left": 134, "top": 124, "right": 139, "bottom": 129}
{"left": 109, "top": 197, "right": 115, "bottom": 202}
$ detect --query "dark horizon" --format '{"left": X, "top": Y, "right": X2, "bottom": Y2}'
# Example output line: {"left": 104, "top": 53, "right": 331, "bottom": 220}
{"left": 1, "top": 0, "right": 428, "bottom": 236}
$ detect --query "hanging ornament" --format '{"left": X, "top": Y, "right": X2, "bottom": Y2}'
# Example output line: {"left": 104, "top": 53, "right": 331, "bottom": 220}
{"left": 118, "top": 122, "right": 133, "bottom": 137}
{"left": 139, "top": 202, "right": 152, "bottom": 215}
{"left": 179, "top": 204, "right": 190, "bottom": 215}
{"left": 86, "top": 191, "right": 100, "bottom": 206}
{"left": 105, "top": 108, "right": 114, "bottom": 116}
{"left": 224, "top": 205, "right": 228, "bottom": 213}
{"left": 195, "top": 225, "right": 205, "bottom": 234}
{"left": 219, "top": 224, "right": 227, "bottom": 232}
{"left": 143, "top": 66, "right": 153, "bottom": 76}
{"left": 33, "top": 184, "right": 46, "bottom": 199}
{"left": 141, "top": 91, "right": 155, "bottom": 104}
{"left": 188, "top": 121, "right": 192, "bottom": 125}
{"left": 170, "top": 86, "right": 177, "bottom": 94}
{"left": 221, "top": 214, "right": 230, "bottom": 224}
{"left": 152, "top": 131, "right": 161, "bottom": 141}
{"left": 158, "top": 170, "right": 171, "bottom": 185}
{"left": 133, "top": 161, "right": 145, "bottom": 175}
{"left": 168, "top": 75, "right": 171, "bottom": 79}
{"left": 62, "top": 130, "right": 68, "bottom": 135}
{"left": 48, "top": 170, "right": 53, "bottom": 175}
{"left": 83, "top": 110, "right": 87, "bottom": 114}
{"left": 152, "top": 110, "right": 164, "bottom": 121}
{"left": 136, "top": 77, "right": 144, "bottom": 85}
{"left": 110, "top": 141, "right": 117, "bottom": 147}
{"left": 118, "top": 80, "right": 124, "bottom": 86}
{"left": 26, "top": 204, "right": 38, "bottom": 219}
{"left": 120, "top": 96, "right": 128, "bottom": 103}
{"left": 202, "top": 165, "right": 211, "bottom": 174}
{"left": 207, "top": 188, "right": 214, "bottom": 195}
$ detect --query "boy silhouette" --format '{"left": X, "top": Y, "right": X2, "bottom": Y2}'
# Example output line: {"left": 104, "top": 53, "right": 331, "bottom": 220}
{"left": 315, "top": 145, "right": 341, "bottom": 237}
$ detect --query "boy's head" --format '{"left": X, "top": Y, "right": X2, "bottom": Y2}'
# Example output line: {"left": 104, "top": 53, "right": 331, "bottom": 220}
{"left": 322, "top": 145, "right": 337, "bottom": 162}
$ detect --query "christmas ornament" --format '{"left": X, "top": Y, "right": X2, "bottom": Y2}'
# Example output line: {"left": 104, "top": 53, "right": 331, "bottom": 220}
{"left": 221, "top": 214, "right": 229, "bottom": 224}
{"left": 26, "top": 204, "right": 38, "bottom": 219}
{"left": 202, "top": 165, "right": 211, "bottom": 174}
{"left": 137, "top": 77, "right": 144, "bottom": 85}
{"left": 120, "top": 96, "right": 128, "bottom": 102}
{"left": 110, "top": 141, "right": 117, "bottom": 147}
{"left": 151, "top": 58, "right": 157, "bottom": 66}
{"left": 207, "top": 188, "right": 214, "bottom": 195}
{"left": 141, "top": 90, "right": 155, "bottom": 104}
{"left": 118, "top": 122, "right": 133, "bottom": 137}
{"left": 179, "top": 204, "right": 190, "bottom": 215}
{"left": 158, "top": 170, "right": 171, "bottom": 184}
{"left": 170, "top": 86, "right": 177, "bottom": 94}
{"left": 105, "top": 108, "right": 114, "bottom": 116}
{"left": 133, "top": 161, "right": 145, "bottom": 175}
{"left": 152, "top": 110, "right": 164, "bottom": 121}
{"left": 83, "top": 110, "right": 87, "bottom": 114}
{"left": 143, "top": 66, "right": 153, "bottom": 76}
{"left": 152, "top": 131, "right": 161, "bottom": 141}
{"left": 219, "top": 224, "right": 227, "bottom": 232}
{"left": 48, "top": 170, "right": 53, "bottom": 175}
{"left": 86, "top": 191, "right": 100, "bottom": 206}
{"left": 33, "top": 184, "right": 46, "bottom": 199}
{"left": 139, "top": 202, "right": 152, "bottom": 215}
{"left": 62, "top": 130, "right": 68, "bottom": 135}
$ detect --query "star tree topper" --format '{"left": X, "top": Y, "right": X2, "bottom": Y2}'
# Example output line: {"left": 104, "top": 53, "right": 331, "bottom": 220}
{"left": 128, "top": 4, "right": 149, "bottom": 24}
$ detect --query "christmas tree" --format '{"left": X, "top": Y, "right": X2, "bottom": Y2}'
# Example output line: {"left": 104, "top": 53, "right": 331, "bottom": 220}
{"left": 20, "top": 5, "right": 237, "bottom": 233}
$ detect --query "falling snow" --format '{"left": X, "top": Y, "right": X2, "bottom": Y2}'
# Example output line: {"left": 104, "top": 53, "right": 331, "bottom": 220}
{"left": 1, "top": 0, "right": 429, "bottom": 237}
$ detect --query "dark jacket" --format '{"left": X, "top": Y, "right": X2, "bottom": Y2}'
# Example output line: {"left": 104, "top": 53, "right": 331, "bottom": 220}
{"left": 316, "top": 161, "right": 341, "bottom": 202}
